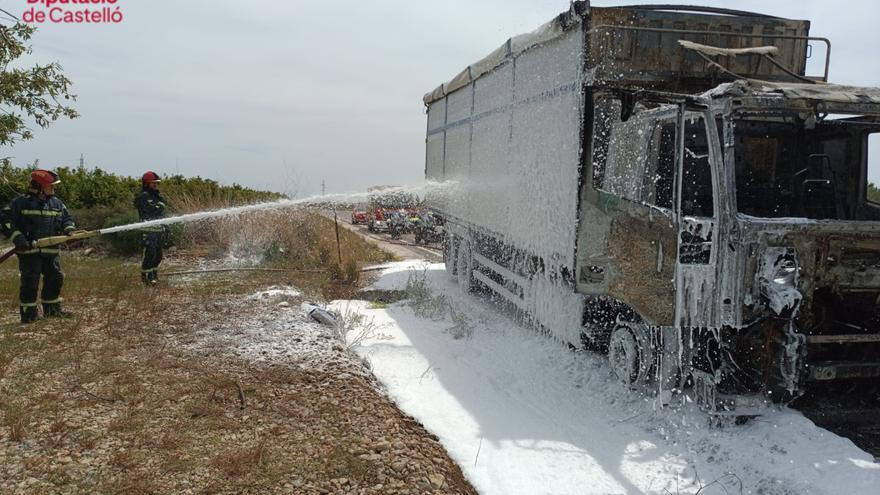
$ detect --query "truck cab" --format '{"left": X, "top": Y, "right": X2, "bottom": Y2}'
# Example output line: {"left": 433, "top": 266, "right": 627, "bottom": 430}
{"left": 590, "top": 81, "right": 880, "bottom": 409}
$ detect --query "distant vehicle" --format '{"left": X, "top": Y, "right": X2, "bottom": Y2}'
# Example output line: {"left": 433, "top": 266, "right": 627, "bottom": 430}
{"left": 385, "top": 210, "right": 406, "bottom": 240}
{"left": 425, "top": 2, "right": 880, "bottom": 414}
{"left": 367, "top": 208, "right": 387, "bottom": 232}
{"left": 367, "top": 187, "right": 417, "bottom": 233}
{"left": 413, "top": 212, "right": 442, "bottom": 244}
{"left": 351, "top": 206, "right": 368, "bottom": 225}
{"left": 405, "top": 209, "right": 422, "bottom": 233}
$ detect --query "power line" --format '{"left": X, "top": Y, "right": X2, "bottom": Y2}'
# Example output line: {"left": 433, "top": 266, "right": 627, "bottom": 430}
{"left": 0, "top": 7, "right": 19, "bottom": 22}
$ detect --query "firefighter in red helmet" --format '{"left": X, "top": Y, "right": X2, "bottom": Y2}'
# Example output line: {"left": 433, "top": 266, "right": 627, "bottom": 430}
{"left": 6, "top": 169, "right": 77, "bottom": 322}
{"left": 134, "top": 171, "right": 167, "bottom": 285}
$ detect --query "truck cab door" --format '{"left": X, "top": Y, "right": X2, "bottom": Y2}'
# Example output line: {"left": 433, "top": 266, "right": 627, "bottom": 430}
{"left": 675, "top": 110, "right": 722, "bottom": 327}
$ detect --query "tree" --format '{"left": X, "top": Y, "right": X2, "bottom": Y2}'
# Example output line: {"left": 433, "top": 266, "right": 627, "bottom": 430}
{"left": 0, "top": 22, "right": 77, "bottom": 146}
{"left": 868, "top": 182, "right": 880, "bottom": 204}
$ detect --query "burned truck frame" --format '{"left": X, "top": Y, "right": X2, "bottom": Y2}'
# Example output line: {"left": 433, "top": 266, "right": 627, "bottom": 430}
{"left": 424, "top": 2, "right": 880, "bottom": 412}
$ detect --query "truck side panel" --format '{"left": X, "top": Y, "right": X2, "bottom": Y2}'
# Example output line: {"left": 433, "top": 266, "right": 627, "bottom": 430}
{"left": 426, "top": 97, "right": 446, "bottom": 181}
{"left": 508, "top": 28, "right": 583, "bottom": 269}
{"left": 426, "top": 26, "right": 587, "bottom": 344}
{"left": 471, "top": 62, "right": 513, "bottom": 231}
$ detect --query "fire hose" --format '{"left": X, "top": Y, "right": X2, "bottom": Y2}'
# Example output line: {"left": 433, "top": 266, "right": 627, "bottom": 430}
{"left": 0, "top": 230, "right": 101, "bottom": 265}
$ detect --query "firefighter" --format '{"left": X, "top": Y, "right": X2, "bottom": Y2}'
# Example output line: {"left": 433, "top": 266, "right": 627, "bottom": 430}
{"left": 134, "top": 171, "right": 167, "bottom": 285}
{"left": 7, "top": 169, "right": 77, "bottom": 323}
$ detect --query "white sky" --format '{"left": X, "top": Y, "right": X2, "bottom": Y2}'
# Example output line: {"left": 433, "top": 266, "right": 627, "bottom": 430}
{"left": 4, "top": 0, "right": 880, "bottom": 195}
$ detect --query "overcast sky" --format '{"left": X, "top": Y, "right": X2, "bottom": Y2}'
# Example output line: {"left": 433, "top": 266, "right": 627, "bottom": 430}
{"left": 4, "top": 0, "right": 880, "bottom": 196}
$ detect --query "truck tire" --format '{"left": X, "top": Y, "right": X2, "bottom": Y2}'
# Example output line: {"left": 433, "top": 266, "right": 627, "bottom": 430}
{"left": 456, "top": 239, "right": 475, "bottom": 292}
{"left": 444, "top": 234, "right": 458, "bottom": 279}
{"left": 608, "top": 324, "right": 653, "bottom": 387}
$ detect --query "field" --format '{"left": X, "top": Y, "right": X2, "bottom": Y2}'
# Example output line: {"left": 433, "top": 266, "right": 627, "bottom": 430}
{"left": 0, "top": 211, "right": 475, "bottom": 494}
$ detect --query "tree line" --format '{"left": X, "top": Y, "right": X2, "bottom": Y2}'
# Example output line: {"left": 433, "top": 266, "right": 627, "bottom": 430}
{"left": 1, "top": 161, "right": 285, "bottom": 254}
{"left": 0, "top": 161, "right": 283, "bottom": 211}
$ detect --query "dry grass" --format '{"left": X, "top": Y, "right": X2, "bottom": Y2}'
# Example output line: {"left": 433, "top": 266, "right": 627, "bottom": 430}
{"left": 212, "top": 441, "right": 268, "bottom": 477}
{"left": 2, "top": 402, "right": 29, "bottom": 442}
{"left": 170, "top": 195, "right": 393, "bottom": 269}
{"left": 150, "top": 207, "right": 391, "bottom": 302}
{"left": 0, "top": 210, "right": 474, "bottom": 495}
{"left": 0, "top": 332, "right": 41, "bottom": 379}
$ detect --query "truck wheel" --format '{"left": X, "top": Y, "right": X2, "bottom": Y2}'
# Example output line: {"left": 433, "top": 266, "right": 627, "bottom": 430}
{"left": 444, "top": 235, "right": 458, "bottom": 279}
{"left": 608, "top": 325, "right": 651, "bottom": 387}
{"left": 456, "top": 239, "right": 475, "bottom": 292}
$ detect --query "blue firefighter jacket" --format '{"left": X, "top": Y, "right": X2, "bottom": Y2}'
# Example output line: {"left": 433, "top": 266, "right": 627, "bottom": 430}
{"left": 7, "top": 193, "right": 76, "bottom": 254}
{"left": 134, "top": 189, "right": 167, "bottom": 233}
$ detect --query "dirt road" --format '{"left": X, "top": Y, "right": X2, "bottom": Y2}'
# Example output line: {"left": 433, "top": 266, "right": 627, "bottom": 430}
{"left": 324, "top": 210, "right": 443, "bottom": 262}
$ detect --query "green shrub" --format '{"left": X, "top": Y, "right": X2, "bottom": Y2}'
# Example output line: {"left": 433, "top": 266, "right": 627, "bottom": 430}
{"left": 71, "top": 204, "right": 128, "bottom": 231}
{"left": 344, "top": 260, "right": 360, "bottom": 284}
{"left": 102, "top": 210, "right": 142, "bottom": 256}
{"left": 0, "top": 161, "right": 284, "bottom": 212}
{"left": 0, "top": 161, "right": 282, "bottom": 257}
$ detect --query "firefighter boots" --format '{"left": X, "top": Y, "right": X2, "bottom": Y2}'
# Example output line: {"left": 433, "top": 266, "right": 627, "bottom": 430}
{"left": 20, "top": 305, "right": 39, "bottom": 324}
{"left": 43, "top": 303, "right": 73, "bottom": 318}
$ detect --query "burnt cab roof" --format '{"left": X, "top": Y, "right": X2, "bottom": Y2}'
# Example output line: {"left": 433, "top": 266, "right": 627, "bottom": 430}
{"left": 709, "top": 79, "right": 880, "bottom": 116}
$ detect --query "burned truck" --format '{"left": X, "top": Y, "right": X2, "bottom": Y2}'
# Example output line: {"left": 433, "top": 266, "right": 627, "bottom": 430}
{"left": 423, "top": 2, "right": 880, "bottom": 412}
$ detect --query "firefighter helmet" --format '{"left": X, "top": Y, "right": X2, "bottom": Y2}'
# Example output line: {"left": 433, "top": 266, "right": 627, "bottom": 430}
{"left": 142, "top": 171, "right": 161, "bottom": 184}
{"left": 30, "top": 169, "right": 61, "bottom": 189}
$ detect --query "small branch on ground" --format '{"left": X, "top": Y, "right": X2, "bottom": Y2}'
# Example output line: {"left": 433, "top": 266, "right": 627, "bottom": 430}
{"left": 236, "top": 381, "right": 246, "bottom": 410}
{"left": 695, "top": 473, "right": 743, "bottom": 495}
{"left": 474, "top": 436, "right": 483, "bottom": 466}
{"left": 419, "top": 365, "right": 433, "bottom": 384}
{"left": 75, "top": 384, "right": 121, "bottom": 403}
{"left": 615, "top": 412, "right": 644, "bottom": 424}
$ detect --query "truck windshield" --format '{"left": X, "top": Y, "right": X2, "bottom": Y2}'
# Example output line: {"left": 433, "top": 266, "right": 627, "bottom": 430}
{"left": 733, "top": 116, "right": 880, "bottom": 220}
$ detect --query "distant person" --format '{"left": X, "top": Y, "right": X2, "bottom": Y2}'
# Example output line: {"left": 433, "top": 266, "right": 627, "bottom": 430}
{"left": 7, "top": 169, "right": 77, "bottom": 323}
{"left": 134, "top": 171, "right": 167, "bottom": 285}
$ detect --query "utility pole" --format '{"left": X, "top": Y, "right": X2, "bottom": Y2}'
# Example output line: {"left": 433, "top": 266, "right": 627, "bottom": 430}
{"left": 325, "top": 178, "right": 343, "bottom": 267}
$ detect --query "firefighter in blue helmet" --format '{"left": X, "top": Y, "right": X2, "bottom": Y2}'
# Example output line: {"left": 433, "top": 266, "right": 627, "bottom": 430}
{"left": 7, "top": 169, "right": 77, "bottom": 323}
{"left": 134, "top": 171, "right": 167, "bottom": 285}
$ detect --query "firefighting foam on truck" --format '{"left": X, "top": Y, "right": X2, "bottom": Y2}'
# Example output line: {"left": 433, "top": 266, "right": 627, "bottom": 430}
{"left": 423, "top": 2, "right": 880, "bottom": 414}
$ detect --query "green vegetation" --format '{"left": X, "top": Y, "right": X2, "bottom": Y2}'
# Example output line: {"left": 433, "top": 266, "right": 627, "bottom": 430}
{"left": 868, "top": 182, "right": 880, "bottom": 204}
{"left": 0, "top": 161, "right": 285, "bottom": 254}
{"left": 0, "top": 23, "right": 77, "bottom": 146}
{"left": 0, "top": 161, "right": 284, "bottom": 214}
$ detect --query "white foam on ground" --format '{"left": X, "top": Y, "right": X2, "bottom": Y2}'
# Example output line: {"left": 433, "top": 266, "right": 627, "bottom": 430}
{"left": 247, "top": 286, "right": 302, "bottom": 301}
{"left": 332, "top": 261, "right": 880, "bottom": 495}
{"left": 365, "top": 260, "right": 434, "bottom": 291}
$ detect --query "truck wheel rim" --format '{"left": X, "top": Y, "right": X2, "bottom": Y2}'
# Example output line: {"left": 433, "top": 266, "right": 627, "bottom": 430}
{"left": 609, "top": 327, "right": 640, "bottom": 385}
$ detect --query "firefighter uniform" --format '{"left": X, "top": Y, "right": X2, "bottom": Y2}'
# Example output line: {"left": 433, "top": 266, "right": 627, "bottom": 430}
{"left": 134, "top": 186, "right": 167, "bottom": 285}
{"left": 7, "top": 193, "right": 76, "bottom": 322}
